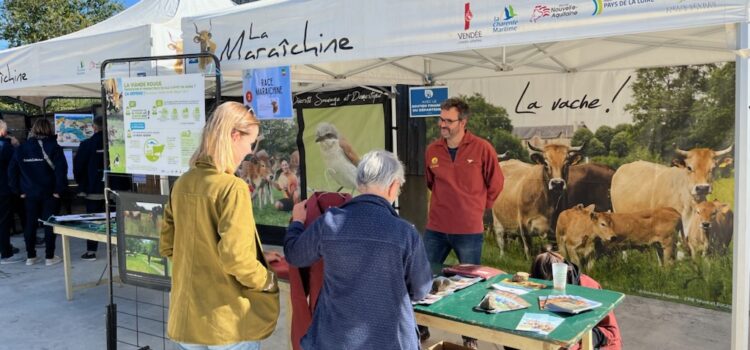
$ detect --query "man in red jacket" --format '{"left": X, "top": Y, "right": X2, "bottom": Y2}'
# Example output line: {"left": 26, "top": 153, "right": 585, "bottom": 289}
{"left": 421, "top": 97, "right": 504, "bottom": 348}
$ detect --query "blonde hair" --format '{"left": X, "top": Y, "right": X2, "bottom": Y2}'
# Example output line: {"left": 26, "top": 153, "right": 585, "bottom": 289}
{"left": 190, "top": 102, "right": 260, "bottom": 174}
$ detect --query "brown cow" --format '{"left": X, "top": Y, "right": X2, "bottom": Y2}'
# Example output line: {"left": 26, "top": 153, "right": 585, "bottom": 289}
{"left": 240, "top": 150, "right": 274, "bottom": 207}
{"left": 688, "top": 200, "right": 734, "bottom": 257}
{"left": 104, "top": 78, "right": 122, "bottom": 113}
{"left": 491, "top": 143, "right": 583, "bottom": 258}
{"left": 193, "top": 21, "right": 217, "bottom": 71}
{"left": 598, "top": 207, "right": 682, "bottom": 266}
{"left": 565, "top": 163, "right": 615, "bottom": 212}
{"left": 167, "top": 32, "right": 184, "bottom": 74}
{"left": 556, "top": 204, "right": 615, "bottom": 271}
{"left": 611, "top": 145, "right": 732, "bottom": 254}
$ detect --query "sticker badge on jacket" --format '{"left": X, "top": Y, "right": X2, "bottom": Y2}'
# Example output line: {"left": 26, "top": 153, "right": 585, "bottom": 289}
{"left": 430, "top": 157, "right": 439, "bottom": 168}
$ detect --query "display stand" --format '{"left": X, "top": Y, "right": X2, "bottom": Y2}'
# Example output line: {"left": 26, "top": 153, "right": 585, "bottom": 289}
{"left": 100, "top": 53, "right": 221, "bottom": 350}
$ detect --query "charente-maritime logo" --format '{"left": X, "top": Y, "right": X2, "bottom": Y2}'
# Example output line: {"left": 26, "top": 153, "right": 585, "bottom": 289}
{"left": 457, "top": 2, "right": 483, "bottom": 44}
{"left": 493, "top": 5, "right": 519, "bottom": 33}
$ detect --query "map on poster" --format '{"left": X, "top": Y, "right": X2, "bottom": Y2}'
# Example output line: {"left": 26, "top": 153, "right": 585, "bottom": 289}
{"left": 55, "top": 113, "right": 94, "bottom": 147}
{"left": 121, "top": 74, "right": 205, "bottom": 176}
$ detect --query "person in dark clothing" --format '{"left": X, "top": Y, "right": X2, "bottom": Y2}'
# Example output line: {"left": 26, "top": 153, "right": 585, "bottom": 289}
{"left": 529, "top": 247, "right": 622, "bottom": 350}
{"left": 285, "top": 150, "right": 432, "bottom": 350}
{"left": 73, "top": 116, "right": 105, "bottom": 261}
{"left": 8, "top": 118, "right": 68, "bottom": 266}
{"left": 0, "top": 120, "right": 24, "bottom": 264}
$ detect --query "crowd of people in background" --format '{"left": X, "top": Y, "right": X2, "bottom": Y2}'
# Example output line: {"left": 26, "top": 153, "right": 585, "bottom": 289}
{"left": 0, "top": 116, "right": 105, "bottom": 266}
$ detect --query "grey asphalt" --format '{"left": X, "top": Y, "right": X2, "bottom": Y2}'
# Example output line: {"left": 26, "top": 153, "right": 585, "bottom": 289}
{"left": 0, "top": 234, "right": 733, "bottom": 350}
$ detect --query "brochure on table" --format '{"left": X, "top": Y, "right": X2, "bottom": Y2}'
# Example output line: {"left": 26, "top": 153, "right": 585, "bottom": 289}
{"left": 121, "top": 74, "right": 205, "bottom": 176}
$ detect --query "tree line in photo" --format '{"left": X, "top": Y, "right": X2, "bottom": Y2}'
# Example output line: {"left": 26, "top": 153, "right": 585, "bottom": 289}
{"left": 432, "top": 63, "right": 735, "bottom": 310}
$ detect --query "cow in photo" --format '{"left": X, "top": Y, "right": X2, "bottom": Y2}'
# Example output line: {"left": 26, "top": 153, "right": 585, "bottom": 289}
{"left": 610, "top": 145, "right": 733, "bottom": 255}
{"left": 104, "top": 78, "right": 122, "bottom": 113}
{"left": 491, "top": 143, "right": 583, "bottom": 258}
{"left": 556, "top": 204, "right": 615, "bottom": 271}
{"left": 599, "top": 207, "right": 682, "bottom": 266}
{"left": 240, "top": 151, "right": 274, "bottom": 208}
{"left": 688, "top": 200, "right": 734, "bottom": 257}
{"left": 565, "top": 163, "right": 615, "bottom": 213}
{"left": 193, "top": 21, "right": 216, "bottom": 71}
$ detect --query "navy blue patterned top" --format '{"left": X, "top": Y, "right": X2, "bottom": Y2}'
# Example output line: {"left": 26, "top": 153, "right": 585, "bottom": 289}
{"left": 284, "top": 194, "right": 432, "bottom": 350}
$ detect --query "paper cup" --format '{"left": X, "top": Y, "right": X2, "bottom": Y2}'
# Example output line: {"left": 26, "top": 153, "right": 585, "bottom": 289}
{"left": 552, "top": 262, "right": 568, "bottom": 291}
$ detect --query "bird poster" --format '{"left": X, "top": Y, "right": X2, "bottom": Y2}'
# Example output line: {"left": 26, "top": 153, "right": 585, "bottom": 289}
{"left": 302, "top": 104, "right": 386, "bottom": 195}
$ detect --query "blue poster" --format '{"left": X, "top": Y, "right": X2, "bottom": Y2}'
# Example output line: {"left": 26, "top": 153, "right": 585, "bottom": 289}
{"left": 242, "top": 66, "right": 293, "bottom": 120}
{"left": 409, "top": 86, "right": 449, "bottom": 118}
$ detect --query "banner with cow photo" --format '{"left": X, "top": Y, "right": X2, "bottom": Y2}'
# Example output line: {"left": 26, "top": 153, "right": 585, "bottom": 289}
{"left": 444, "top": 64, "right": 735, "bottom": 311}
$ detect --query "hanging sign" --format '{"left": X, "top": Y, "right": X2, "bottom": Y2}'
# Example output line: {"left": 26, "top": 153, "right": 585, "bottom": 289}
{"left": 409, "top": 86, "right": 449, "bottom": 118}
{"left": 242, "top": 66, "right": 293, "bottom": 119}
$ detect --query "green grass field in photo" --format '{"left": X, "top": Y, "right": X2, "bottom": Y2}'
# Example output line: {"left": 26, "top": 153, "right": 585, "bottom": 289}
{"left": 126, "top": 252, "right": 166, "bottom": 276}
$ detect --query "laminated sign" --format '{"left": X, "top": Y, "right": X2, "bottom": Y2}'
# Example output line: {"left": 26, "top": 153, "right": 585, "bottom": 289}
{"left": 243, "top": 66, "right": 293, "bottom": 119}
{"left": 118, "top": 74, "right": 206, "bottom": 176}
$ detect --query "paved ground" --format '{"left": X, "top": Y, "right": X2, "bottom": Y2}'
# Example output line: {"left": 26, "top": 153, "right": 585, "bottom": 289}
{"left": 0, "top": 234, "right": 735, "bottom": 350}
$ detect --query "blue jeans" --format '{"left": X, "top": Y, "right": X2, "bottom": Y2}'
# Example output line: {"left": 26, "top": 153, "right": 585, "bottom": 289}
{"left": 423, "top": 229, "right": 483, "bottom": 275}
{"left": 176, "top": 341, "right": 261, "bottom": 350}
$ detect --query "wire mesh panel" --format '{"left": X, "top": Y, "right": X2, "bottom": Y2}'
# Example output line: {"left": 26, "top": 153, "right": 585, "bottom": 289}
{"left": 100, "top": 53, "right": 221, "bottom": 350}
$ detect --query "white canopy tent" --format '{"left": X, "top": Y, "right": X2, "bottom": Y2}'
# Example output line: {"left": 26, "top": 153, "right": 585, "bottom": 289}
{"left": 0, "top": 0, "right": 235, "bottom": 98}
{"left": 181, "top": 1, "right": 750, "bottom": 349}
{"left": 180, "top": 0, "right": 744, "bottom": 94}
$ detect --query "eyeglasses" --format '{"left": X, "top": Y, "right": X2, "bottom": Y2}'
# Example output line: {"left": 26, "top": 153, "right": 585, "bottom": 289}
{"left": 438, "top": 117, "right": 460, "bottom": 125}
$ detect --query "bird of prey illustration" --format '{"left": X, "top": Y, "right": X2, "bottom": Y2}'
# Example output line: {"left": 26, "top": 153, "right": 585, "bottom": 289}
{"left": 315, "top": 123, "right": 360, "bottom": 193}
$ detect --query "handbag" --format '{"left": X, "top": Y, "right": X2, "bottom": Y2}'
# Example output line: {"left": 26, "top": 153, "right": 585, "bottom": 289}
{"left": 241, "top": 228, "right": 281, "bottom": 340}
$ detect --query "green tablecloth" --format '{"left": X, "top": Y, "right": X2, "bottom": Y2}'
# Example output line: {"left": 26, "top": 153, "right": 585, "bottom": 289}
{"left": 414, "top": 274, "right": 624, "bottom": 347}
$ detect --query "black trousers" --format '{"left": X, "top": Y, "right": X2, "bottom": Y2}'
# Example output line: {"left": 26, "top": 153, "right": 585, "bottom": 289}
{"left": 85, "top": 199, "right": 106, "bottom": 252}
{"left": 0, "top": 195, "right": 11, "bottom": 258}
{"left": 24, "top": 196, "right": 59, "bottom": 259}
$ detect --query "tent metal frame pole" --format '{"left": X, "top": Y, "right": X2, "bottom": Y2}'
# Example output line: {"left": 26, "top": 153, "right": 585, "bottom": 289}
{"left": 99, "top": 52, "right": 221, "bottom": 350}
{"left": 731, "top": 21, "right": 749, "bottom": 350}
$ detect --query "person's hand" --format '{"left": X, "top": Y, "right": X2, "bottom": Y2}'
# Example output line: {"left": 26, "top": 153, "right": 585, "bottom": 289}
{"left": 264, "top": 251, "right": 283, "bottom": 263}
{"left": 292, "top": 200, "right": 308, "bottom": 223}
{"left": 20, "top": 194, "right": 25, "bottom": 199}
{"left": 52, "top": 193, "right": 60, "bottom": 199}
{"left": 9, "top": 136, "right": 19, "bottom": 146}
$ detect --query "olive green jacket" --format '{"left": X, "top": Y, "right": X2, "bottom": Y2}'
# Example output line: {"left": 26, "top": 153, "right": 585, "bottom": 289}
{"left": 160, "top": 158, "right": 274, "bottom": 345}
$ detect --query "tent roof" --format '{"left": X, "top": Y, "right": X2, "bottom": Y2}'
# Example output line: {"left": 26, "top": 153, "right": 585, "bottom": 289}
{"left": 179, "top": 0, "right": 746, "bottom": 96}
{"left": 0, "top": 0, "right": 235, "bottom": 98}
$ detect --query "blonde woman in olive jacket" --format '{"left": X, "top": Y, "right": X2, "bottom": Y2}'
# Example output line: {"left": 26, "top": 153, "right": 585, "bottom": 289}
{"left": 160, "top": 102, "right": 278, "bottom": 350}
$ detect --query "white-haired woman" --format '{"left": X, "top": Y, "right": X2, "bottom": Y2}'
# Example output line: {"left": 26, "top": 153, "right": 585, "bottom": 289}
{"left": 160, "top": 102, "right": 278, "bottom": 350}
{"left": 285, "top": 150, "right": 432, "bottom": 350}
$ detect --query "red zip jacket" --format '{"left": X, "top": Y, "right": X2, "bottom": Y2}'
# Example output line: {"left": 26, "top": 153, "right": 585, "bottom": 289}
{"left": 570, "top": 274, "right": 622, "bottom": 350}
{"left": 425, "top": 131, "right": 503, "bottom": 234}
